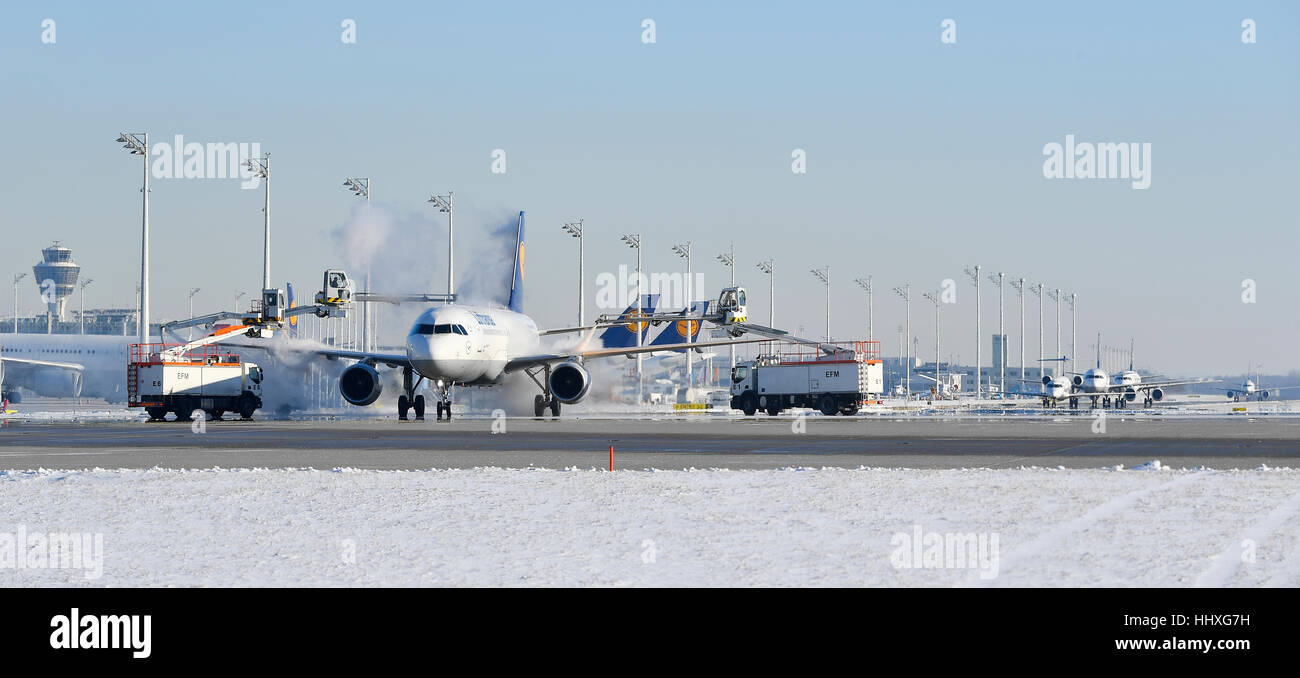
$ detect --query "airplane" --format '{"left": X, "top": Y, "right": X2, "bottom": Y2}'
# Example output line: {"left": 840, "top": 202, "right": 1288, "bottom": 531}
{"left": 1068, "top": 336, "right": 1217, "bottom": 408}
{"left": 299, "top": 212, "right": 769, "bottom": 420}
{"left": 1215, "top": 375, "right": 1298, "bottom": 402}
{"left": 0, "top": 334, "right": 134, "bottom": 404}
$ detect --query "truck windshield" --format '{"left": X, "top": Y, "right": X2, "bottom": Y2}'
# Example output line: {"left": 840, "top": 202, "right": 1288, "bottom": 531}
{"left": 249, "top": 367, "right": 263, "bottom": 383}
{"left": 731, "top": 366, "right": 749, "bottom": 383}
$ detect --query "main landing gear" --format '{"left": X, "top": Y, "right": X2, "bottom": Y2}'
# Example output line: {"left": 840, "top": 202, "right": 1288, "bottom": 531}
{"left": 524, "top": 364, "right": 561, "bottom": 418}
{"left": 396, "top": 367, "right": 452, "bottom": 421}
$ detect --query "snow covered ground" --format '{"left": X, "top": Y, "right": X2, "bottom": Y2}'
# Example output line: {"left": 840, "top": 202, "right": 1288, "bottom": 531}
{"left": 1, "top": 465, "right": 1297, "bottom": 587}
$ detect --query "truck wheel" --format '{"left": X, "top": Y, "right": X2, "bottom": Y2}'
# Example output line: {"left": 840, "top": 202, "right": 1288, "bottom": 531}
{"left": 211, "top": 409, "right": 225, "bottom": 421}
{"left": 145, "top": 406, "right": 168, "bottom": 421}
{"left": 173, "top": 398, "right": 195, "bottom": 421}
{"left": 819, "top": 396, "right": 838, "bottom": 416}
{"left": 239, "top": 396, "right": 257, "bottom": 420}
{"left": 741, "top": 393, "right": 757, "bottom": 416}
{"left": 766, "top": 406, "right": 780, "bottom": 416}
{"left": 841, "top": 403, "right": 860, "bottom": 416}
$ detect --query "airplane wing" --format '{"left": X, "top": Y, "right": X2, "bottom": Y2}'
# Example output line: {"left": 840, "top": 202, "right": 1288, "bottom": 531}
{"left": 222, "top": 339, "right": 413, "bottom": 369}
{"left": 1, "top": 356, "right": 85, "bottom": 372}
{"left": 1131, "top": 378, "right": 1219, "bottom": 390}
{"left": 503, "top": 336, "right": 767, "bottom": 373}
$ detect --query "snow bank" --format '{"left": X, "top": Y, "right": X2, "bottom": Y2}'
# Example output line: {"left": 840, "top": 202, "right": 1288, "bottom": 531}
{"left": 0, "top": 466, "right": 1296, "bottom": 587}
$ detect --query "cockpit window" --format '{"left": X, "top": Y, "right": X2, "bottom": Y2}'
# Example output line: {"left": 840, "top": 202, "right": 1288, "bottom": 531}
{"left": 416, "top": 324, "right": 436, "bottom": 335}
{"left": 452, "top": 325, "right": 468, "bottom": 335}
{"left": 434, "top": 324, "right": 454, "bottom": 334}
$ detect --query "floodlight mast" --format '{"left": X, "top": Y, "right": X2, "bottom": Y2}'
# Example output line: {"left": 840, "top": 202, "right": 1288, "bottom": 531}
{"left": 562, "top": 220, "right": 585, "bottom": 326}
{"left": 756, "top": 259, "right": 774, "bottom": 327}
{"left": 117, "top": 132, "right": 150, "bottom": 344}
{"left": 428, "top": 191, "right": 454, "bottom": 298}
{"left": 810, "top": 266, "right": 830, "bottom": 342}
{"left": 1009, "top": 277, "right": 1025, "bottom": 391}
{"left": 963, "top": 265, "right": 981, "bottom": 397}
{"left": 13, "top": 273, "right": 27, "bottom": 335}
{"left": 622, "top": 234, "right": 643, "bottom": 405}
{"left": 893, "top": 284, "right": 911, "bottom": 399}
{"left": 854, "top": 277, "right": 873, "bottom": 344}
{"left": 923, "top": 291, "right": 942, "bottom": 394}
{"left": 716, "top": 244, "right": 736, "bottom": 376}
{"left": 988, "top": 271, "right": 1005, "bottom": 394}
{"left": 79, "top": 279, "right": 94, "bottom": 335}
{"left": 246, "top": 154, "right": 271, "bottom": 290}
{"left": 673, "top": 241, "right": 693, "bottom": 399}
{"left": 1030, "top": 283, "right": 1045, "bottom": 379}
{"left": 344, "top": 177, "right": 372, "bottom": 350}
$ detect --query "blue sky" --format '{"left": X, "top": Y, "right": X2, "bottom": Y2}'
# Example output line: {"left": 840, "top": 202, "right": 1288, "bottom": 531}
{"left": 2, "top": 1, "right": 1297, "bottom": 374}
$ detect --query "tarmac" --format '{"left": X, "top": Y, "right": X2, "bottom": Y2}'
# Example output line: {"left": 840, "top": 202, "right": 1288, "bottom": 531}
{"left": 2, "top": 413, "right": 1298, "bottom": 470}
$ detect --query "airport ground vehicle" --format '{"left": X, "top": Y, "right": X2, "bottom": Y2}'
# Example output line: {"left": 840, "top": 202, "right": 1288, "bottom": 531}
{"left": 730, "top": 341, "right": 883, "bottom": 416}
{"left": 127, "top": 343, "right": 263, "bottom": 421}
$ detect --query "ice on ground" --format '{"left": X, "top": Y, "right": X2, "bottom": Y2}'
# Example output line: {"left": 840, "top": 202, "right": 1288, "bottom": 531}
{"left": 0, "top": 466, "right": 1296, "bottom": 587}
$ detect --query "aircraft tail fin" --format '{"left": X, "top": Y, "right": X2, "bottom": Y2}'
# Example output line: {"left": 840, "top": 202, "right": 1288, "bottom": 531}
{"left": 507, "top": 211, "right": 525, "bottom": 313}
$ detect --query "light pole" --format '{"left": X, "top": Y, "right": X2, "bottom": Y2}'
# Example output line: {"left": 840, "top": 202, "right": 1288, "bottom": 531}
{"left": 116, "top": 132, "right": 149, "bottom": 344}
{"left": 923, "top": 290, "right": 942, "bottom": 395}
{"left": 79, "top": 279, "right": 93, "bottom": 335}
{"left": 893, "top": 285, "right": 911, "bottom": 399}
{"left": 810, "top": 266, "right": 830, "bottom": 342}
{"left": 428, "top": 191, "right": 454, "bottom": 298}
{"left": 235, "top": 290, "right": 247, "bottom": 313}
{"left": 246, "top": 153, "right": 271, "bottom": 290}
{"left": 1048, "top": 287, "right": 1061, "bottom": 375}
{"left": 1010, "top": 277, "right": 1026, "bottom": 391}
{"left": 562, "top": 220, "right": 584, "bottom": 326}
{"left": 717, "top": 245, "right": 736, "bottom": 373}
{"left": 1068, "top": 292, "right": 1077, "bottom": 377}
{"left": 622, "top": 234, "right": 643, "bottom": 405}
{"left": 672, "top": 241, "right": 693, "bottom": 399}
{"left": 187, "top": 288, "right": 201, "bottom": 340}
{"left": 964, "top": 265, "right": 982, "bottom": 397}
{"left": 344, "top": 177, "right": 372, "bottom": 350}
{"left": 1030, "top": 283, "right": 1045, "bottom": 380}
{"left": 854, "top": 277, "right": 873, "bottom": 344}
{"left": 12, "top": 273, "right": 26, "bottom": 334}
{"left": 756, "top": 259, "right": 774, "bottom": 327}
{"left": 988, "top": 271, "right": 1005, "bottom": 394}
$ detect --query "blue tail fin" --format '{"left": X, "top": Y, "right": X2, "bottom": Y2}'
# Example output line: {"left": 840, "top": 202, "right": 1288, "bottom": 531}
{"left": 598, "top": 294, "right": 660, "bottom": 348}
{"left": 507, "top": 211, "right": 525, "bottom": 313}
{"left": 648, "top": 300, "right": 711, "bottom": 351}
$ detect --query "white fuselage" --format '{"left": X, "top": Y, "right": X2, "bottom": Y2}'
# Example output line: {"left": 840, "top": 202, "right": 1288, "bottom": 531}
{"left": 1112, "top": 370, "right": 1142, "bottom": 388}
{"left": 1076, "top": 368, "right": 1110, "bottom": 394}
{"left": 404, "top": 306, "right": 540, "bottom": 385}
{"left": 1, "top": 333, "right": 157, "bottom": 401}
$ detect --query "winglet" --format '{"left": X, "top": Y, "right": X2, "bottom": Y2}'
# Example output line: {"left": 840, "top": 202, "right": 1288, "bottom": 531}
{"left": 508, "top": 211, "right": 525, "bottom": 313}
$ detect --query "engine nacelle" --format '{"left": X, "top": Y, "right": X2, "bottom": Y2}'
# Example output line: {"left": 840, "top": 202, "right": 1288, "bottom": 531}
{"left": 33, "top": 370, "right": 83, "bottom": 398}
{"left": 1260, "top": 390, "right": 1270, "bottom": 400}
{"left": 1072, "top": 375, "right": 1083, "bottom": 386}
{"left": 338, "top": 363, "right": 383, "bottom": 406}
{"left": 1151, "top": 388, "right": 1164, "bottom": 402}
{"left": 548, "top": 361, "right": 591, "bottom": 404}
{"left": 1042, "top": 375, "right": 1052, "bottom": 386}
{"left": 1124, "top": 388, "right": 1137, "bottom": 402}
{"left": 1226, "top": 390, "right": 1236, "bottom": 399}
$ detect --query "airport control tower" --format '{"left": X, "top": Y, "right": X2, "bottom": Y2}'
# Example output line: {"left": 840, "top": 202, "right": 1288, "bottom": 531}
{"left": 32, "top": 241, "right": 80, "bottom": 321}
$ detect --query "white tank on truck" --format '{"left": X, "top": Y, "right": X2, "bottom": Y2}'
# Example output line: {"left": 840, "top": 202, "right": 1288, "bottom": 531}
{"left": 729, "top": 341, "right": 883, "bottom": 416}
{"left": 127, "top": 342, "right": 263, "bottom": 421}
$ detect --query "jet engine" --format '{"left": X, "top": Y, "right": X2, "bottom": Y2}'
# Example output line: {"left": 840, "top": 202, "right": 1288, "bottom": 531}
{"left": 1072, "top": 375, "right": 1083, "bottom": 386}
{"left": 1226, "top": 391, "right": 1236, "bottom": 400}
{"left": 339, "top": 363, "right": 383, "bottom": 406}
{"left": 1124, "top": 388, "right": 1137, "bottom": 402}
{"left": 1150, "top": 388, "right": 1164, "bottom": 402}
{"left": 33, "top": 370, "right": 83, "bottom": 398}
{"left": 1042, "top": 376, "right": 1052, "bottom": 386}
{"left": 548, "top": 361, "right": 591, "bottom": 404}
{"left": 1260, "top": 390, "right": 1270, "bottom": 400}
